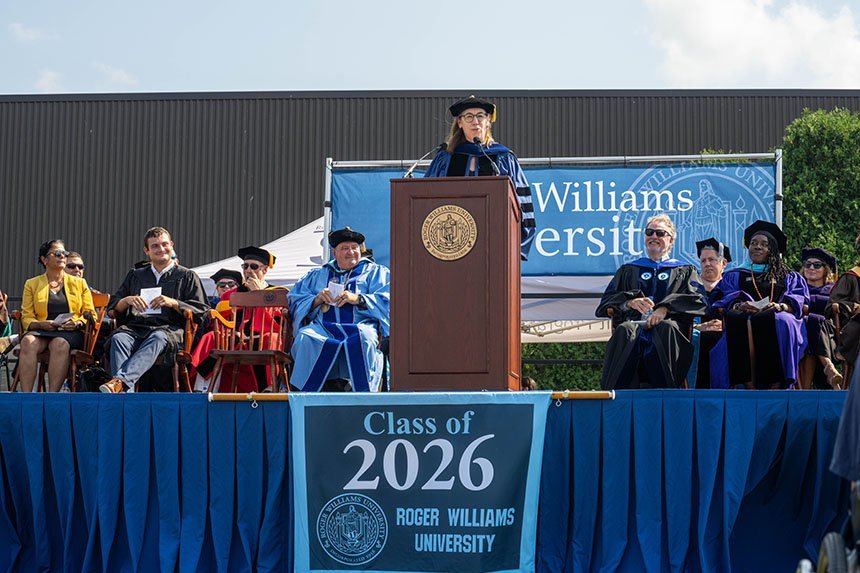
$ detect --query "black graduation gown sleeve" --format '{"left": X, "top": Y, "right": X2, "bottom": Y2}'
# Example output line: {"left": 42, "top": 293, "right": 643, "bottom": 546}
{"left": 657, "top": 266, "right": 708, "bottom": 319}
{"left": 829, "top": 273, "right": 860, "bottom": 364}
{"left": 595, "top": 266, "right": 645, "bottom": 322}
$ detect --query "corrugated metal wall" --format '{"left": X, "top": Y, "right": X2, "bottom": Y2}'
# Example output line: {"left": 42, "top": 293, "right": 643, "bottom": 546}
{"left": 2, "top": 89, "right": 860, "bottom": 295}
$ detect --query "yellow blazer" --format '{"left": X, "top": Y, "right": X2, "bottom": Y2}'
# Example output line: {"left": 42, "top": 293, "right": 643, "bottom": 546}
{"left": 21, "top": 274, "right": 95, "bottom": 332}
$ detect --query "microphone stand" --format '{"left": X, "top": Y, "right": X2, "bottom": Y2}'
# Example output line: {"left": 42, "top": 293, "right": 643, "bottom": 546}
{"left": 404, "top": 143, "right": 447, "bottom": 178}
{"left": 472, "top": 137, "right": 500, "bottom": 175}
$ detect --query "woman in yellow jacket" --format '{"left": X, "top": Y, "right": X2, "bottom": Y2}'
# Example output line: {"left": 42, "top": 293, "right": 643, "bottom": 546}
{"left": 18, "top": 240, "right": 95, "bottom": 392}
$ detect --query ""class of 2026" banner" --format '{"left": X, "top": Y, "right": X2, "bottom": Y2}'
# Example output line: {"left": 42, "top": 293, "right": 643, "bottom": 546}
{"left": 290, "top": 392, "right": 551, "bottom": 573}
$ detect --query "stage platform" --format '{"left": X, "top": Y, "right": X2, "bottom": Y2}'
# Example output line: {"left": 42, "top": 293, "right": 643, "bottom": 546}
{"left": 0, "top": 390, "right": 849, "bottom": 572}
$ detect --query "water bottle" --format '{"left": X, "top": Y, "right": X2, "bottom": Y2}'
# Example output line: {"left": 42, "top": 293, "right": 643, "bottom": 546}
{"left": 60, "top": 380, "right": 71, "bottom": 392}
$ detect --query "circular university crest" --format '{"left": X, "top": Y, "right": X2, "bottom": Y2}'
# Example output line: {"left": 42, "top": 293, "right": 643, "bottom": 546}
{"left": 421, "top": 204, "right": 478, "bottom": 261}
{"left": 317, "top": 493, "right": 388, "bottom": 566}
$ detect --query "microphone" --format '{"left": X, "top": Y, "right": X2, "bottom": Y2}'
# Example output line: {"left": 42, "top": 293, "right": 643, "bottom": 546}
{"left": 404, "top": 142, "right": 447, "bottom": 178}
{"left": 472, "top": 137, "right": 500, "bottom": 175}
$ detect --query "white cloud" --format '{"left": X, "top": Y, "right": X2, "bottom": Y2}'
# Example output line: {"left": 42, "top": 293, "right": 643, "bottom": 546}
{"left": 644, "top": 0, "right": 860, "bottom": 87}
{"left": 8, "top": 22, "right": 46, "bottom": 42}
{"left": 35, "top": 69, "right": 62, "bottom": 92}
{"left": 92, "top": 62, "right": 138, "bottom": 88}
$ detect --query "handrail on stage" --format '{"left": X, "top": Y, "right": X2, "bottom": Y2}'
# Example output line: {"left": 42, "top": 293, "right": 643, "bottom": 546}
{"left": 207, "top": 390, "right": 615, "bottom": 402}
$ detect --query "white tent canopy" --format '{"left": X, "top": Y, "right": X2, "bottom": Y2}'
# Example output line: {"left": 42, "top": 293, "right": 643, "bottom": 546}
{"left": 191, "top": 217, "right": 327, "bottom": 293}
{"left": 191, "top": 217, "right": 611, "bottom": 342}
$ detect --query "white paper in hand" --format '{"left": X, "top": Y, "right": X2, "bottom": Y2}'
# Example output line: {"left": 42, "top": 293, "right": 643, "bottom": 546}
{"left": 327, "top": 281, "right": 345, "bottom": 298}
{"left": 140, "top": 287, "right": 163, "bottom": 315}
{"left": 749, "top": 297, "right": 770, "bottom": 310}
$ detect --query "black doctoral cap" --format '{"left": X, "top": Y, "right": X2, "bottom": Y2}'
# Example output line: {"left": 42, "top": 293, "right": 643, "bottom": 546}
{"left": 237, "top": 245, "right": 275, "bottom": 267}
{"left": 210, "top": 268, "right": 243, "bottom": 285}
{"left": 743, "top": 220, "right": 787, "bottom": 254}
{"left": 328, "top": 227, "right": 365, "bottom": 248}
{"left": 801, "top": 247, "right": 837, "bottom": 271}
{"left": 448, "top": 95, "right": 497, "bottom": 122}
{"left": 695, "top": 237, "right": 732, "bottom": 263}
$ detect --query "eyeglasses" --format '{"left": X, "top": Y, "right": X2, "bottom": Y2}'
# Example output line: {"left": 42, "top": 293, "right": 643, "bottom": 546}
{"left": 803, "top": 261, "right": 825, "bottom": 269}
{"left": 50, "top": 250, "right": 69, "bottom": 258}
{"left": 65, "top": 263, "right": 85, "bottom": 271}
{"left": 458, "top": 112, "right": 489, "bottom": 123}
{"left": 216, "top": 281, "right": 237, "bottom": 288}
{"left": 644, "top": 228, "right": 672, "bottom": 238}
{"left": 241, "top": 263, "right": 263, "bottom": 271}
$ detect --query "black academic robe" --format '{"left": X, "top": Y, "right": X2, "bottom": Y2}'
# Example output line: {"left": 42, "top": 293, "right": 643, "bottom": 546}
{"left": 828, "top": 269, "right": 860, "bottom": 365}
{"left": 109, "top": 264, "right": 209, "bottom": 366}
{"left": 596, "top": 258, "right": 707, "bottom": 390}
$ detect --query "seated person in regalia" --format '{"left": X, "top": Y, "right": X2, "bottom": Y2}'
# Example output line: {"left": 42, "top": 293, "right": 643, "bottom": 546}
{"left": 289, "top": 227, "right": 390, "bottom": 392}
{"left": 596, "top": 214, "right": 707, "bottom": 389}
{"left": 709, "top": 221, "right": 809, "bottom": 389}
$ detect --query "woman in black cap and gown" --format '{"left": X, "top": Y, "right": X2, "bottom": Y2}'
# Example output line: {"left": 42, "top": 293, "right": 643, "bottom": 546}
{"left": 424, "top": 95, "right": 536, "bottom": 260}
{"left": 797, "top": 247, "right": 842, "bottom": 388}
{"left": 709, "top": 220, "right": 809, "bottom": 389}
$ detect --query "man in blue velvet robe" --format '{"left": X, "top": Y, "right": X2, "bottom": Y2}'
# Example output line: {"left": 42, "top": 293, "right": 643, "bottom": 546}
{"left": 596, "top": 214, "right": 706, "bottom": 389}
{"left": 288, "top": 228, "right": 390, "bottom": 392}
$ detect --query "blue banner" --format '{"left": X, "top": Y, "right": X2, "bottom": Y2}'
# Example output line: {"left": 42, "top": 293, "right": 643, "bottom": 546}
{"left": 290, "top": 392, "right": 551, "bottom": 573}
{"left": 330, "top": 162, "right": 776, "bottom": 276}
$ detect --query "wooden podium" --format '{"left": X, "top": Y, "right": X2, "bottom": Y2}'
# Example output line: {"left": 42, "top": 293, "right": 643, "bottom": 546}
{"left": 389, "top": 176, "right": 521, "bottom": 391}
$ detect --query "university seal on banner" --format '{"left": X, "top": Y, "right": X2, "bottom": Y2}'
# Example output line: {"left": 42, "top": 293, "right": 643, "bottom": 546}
{"left": 317, "top": 493, "right": 388, "bottom": 565}
{"left": 421, "top": 204, "right": 478, "bottom": 261}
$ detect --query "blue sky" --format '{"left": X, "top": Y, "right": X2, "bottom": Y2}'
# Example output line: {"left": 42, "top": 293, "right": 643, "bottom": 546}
{"left": 2, "top": 0, "right": 859, "bottom": 94}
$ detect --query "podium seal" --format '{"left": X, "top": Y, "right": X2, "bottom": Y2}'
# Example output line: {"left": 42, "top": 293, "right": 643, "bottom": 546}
{"left": 317, "top": 493, "right": 388, "bottom": 565}
{"left": 421, "top": 204, "right": 478, "bottom": 261}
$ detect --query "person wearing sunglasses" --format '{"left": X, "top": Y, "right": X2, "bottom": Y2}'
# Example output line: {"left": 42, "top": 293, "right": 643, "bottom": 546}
{"left": 289, "top": 227, "right": 390, "bottom": 392}
{"left": 16, "top": 239, "right": 95, "bottom": 392}
{"left": 100, "top": 227, "right": 209, "bottom": 393}
{"left": 794, "top": 248, "right": 843, "bottom": 388}
{"left": 208, "top": 268, "right": 243, "bottom": 307}
{"left": 191, "top": 247, "right": 286, "bottom": 392}
{"left": 423, "top": 96, "right": 536, "bottom": 261}
{"left": 709, "top": 220, "right": 809, "bottom": 389}
{"left": 596, "top": 214, "right": 707, "bottom": 390}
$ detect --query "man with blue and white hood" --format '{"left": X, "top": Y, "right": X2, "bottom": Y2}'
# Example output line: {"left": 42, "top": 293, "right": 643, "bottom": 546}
{"left": 596, "top": 214, "right": 707, "bottom": 389}
{"left": 289, "top": 227, "right": 390, "bottom": 392}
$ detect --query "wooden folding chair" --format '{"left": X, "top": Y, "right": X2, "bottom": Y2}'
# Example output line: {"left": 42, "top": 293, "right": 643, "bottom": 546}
{"left": 209, "top": 288, "right": 292, "bottom": 393}
{"left": 68, "top": 292, "right": 110, "bottom": 391}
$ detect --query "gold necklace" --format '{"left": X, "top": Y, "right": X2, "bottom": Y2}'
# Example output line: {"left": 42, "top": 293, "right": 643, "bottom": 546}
{"left": 750, "top": 270, "right": 774, "bottom": 301}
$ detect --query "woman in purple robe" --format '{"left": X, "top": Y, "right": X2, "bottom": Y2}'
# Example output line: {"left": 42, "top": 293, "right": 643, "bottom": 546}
{"left": 797, "top": 247, "right": 842, "bottom": 388}
{"left": 709, "top": 221, "right": 809, "bottom": 389}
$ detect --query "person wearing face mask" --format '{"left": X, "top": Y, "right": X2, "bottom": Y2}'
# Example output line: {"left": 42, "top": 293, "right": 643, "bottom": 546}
{"left": 424, "top": 96, "right": 536, "bottom": 260}
{"left": 289, "top": 227, "right": 390, "bottom": 392}
{"left": 688, "top": 238, "right": 732, "bottom": 389}
{"left": 596, "top": 214, "right": 707, "bottom": 390}
{"left": 191, "top": 247, "right": 285, "bottom": 393}
{"left": 709, "top": 220, "right": 809, "bottom": 390}
{"left": 797, "top": 248, "right": 842, "bottom": 389}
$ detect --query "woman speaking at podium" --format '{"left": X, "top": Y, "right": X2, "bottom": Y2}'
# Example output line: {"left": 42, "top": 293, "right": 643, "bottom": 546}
{"left": 424, "top": 95, "right": 536, "bottom": 260}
